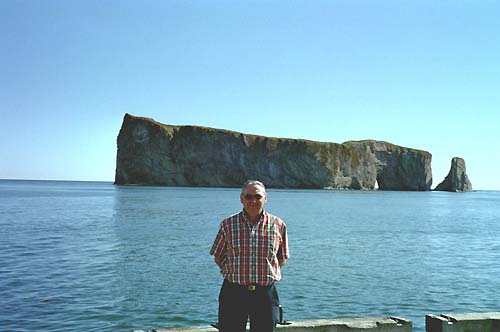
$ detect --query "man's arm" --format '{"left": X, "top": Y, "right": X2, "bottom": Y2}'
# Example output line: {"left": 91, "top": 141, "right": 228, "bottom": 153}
{"left": 277, "top": 220, "right": 289, "bottom": 268}
{"left": 210, "top": 223, "right": 227, "bottom": 268}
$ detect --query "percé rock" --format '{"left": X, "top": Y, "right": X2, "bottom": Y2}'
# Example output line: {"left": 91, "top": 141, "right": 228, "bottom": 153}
{"left": 434, "top": 157, "right": 472, "bottom": 192}
{"left": 114, "top": 113, "right": 433, "bottom": 190}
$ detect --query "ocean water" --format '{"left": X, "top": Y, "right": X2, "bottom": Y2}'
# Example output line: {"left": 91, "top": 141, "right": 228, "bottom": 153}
{"left": 1, "top": 180, "right": 499, "bottom": 332}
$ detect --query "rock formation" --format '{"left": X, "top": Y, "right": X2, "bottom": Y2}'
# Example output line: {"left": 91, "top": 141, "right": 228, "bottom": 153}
{"left": 114, "top": 113, "right": 433, "bottom": 190}
{"left": 434, "top": 157, "right": 472, "bottom": 192}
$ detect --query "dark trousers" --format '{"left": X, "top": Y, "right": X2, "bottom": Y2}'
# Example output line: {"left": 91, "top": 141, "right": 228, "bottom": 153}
{"left": 218, "top": 279, "right": 280, "bottom": 332}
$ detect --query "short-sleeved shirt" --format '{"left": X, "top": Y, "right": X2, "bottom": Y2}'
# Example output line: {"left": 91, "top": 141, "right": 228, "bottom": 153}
{"left": 210, "top": 210, "right": 289, "bottom": 286}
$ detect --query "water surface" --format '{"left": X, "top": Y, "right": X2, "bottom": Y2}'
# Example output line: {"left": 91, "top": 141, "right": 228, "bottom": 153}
{"left": 1, "top": 180, "right": 499, "bottom": 332}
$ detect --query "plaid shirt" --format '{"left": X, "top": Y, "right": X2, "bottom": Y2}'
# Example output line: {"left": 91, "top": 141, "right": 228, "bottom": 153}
{"left": 210, "top": 210, "right": 289, "bottom": 286}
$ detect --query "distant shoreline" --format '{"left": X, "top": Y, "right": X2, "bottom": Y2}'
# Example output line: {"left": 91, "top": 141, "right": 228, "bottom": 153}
{"left": 0, "top": 178, "right": 498, "bottom": 191}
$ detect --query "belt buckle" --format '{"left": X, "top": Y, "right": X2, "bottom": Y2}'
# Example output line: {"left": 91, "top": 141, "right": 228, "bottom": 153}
{"left": 247, "top": 285, "right": 256, "bottom": 291}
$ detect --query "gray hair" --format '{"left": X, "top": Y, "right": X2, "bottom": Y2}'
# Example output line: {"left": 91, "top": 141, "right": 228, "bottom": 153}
{"left": 241, "top": 180, "right": 266, "bottom": 194}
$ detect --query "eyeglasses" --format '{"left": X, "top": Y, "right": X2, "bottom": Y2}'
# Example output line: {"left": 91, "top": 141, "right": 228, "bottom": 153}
{"left": 244, "top": 194, "right": 263, "bottom": 200}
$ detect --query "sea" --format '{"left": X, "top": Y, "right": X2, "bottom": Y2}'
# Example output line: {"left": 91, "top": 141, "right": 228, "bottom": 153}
{"left": 1, "top": 180, "right": 499, "bottom": 332}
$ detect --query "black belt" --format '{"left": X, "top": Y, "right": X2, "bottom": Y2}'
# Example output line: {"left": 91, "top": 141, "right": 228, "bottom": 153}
{"left": 226, "top": 280, "right": 274, "bottom": 291}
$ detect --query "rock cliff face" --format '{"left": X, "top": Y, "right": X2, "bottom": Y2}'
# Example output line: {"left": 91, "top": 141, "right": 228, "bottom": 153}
{"left": 115, "top": 114, "right": 433, "bottom": 190}
{"left": 434, "top": 157, "right": 472, "bottom": 192}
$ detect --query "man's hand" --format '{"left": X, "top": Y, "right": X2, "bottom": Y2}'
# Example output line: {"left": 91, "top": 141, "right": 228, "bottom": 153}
{"left": 278, "top": 259, "right": 286, "bottom": 268}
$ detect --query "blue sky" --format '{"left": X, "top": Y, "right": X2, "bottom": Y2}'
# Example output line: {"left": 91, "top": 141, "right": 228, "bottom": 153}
{"left": 1, "top": 1, "right": 499, "bottom": 189}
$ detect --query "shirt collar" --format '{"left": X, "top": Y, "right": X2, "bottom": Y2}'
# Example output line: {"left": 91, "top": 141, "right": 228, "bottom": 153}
{"left": 242, "top": 209, "right": 265, "bottom": 225}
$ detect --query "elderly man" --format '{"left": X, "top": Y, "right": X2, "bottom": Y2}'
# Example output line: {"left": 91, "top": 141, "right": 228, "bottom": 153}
{"left": 210, "top": 180, "right": 290, "bottom": 332}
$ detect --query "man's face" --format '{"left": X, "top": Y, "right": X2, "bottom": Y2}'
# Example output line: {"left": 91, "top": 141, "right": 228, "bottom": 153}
{"left": 240, "top": 184, "right": 267, "bottom": 214}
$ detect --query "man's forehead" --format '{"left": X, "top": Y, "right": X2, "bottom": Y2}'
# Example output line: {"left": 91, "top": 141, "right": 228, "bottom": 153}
{"left": 243, "top": 185, "right": 266, "bottom": 194}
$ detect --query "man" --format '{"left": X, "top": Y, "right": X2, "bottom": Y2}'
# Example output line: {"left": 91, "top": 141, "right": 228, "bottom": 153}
{"left": 210, "top": 180, "right": 290, "bottom": 332}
